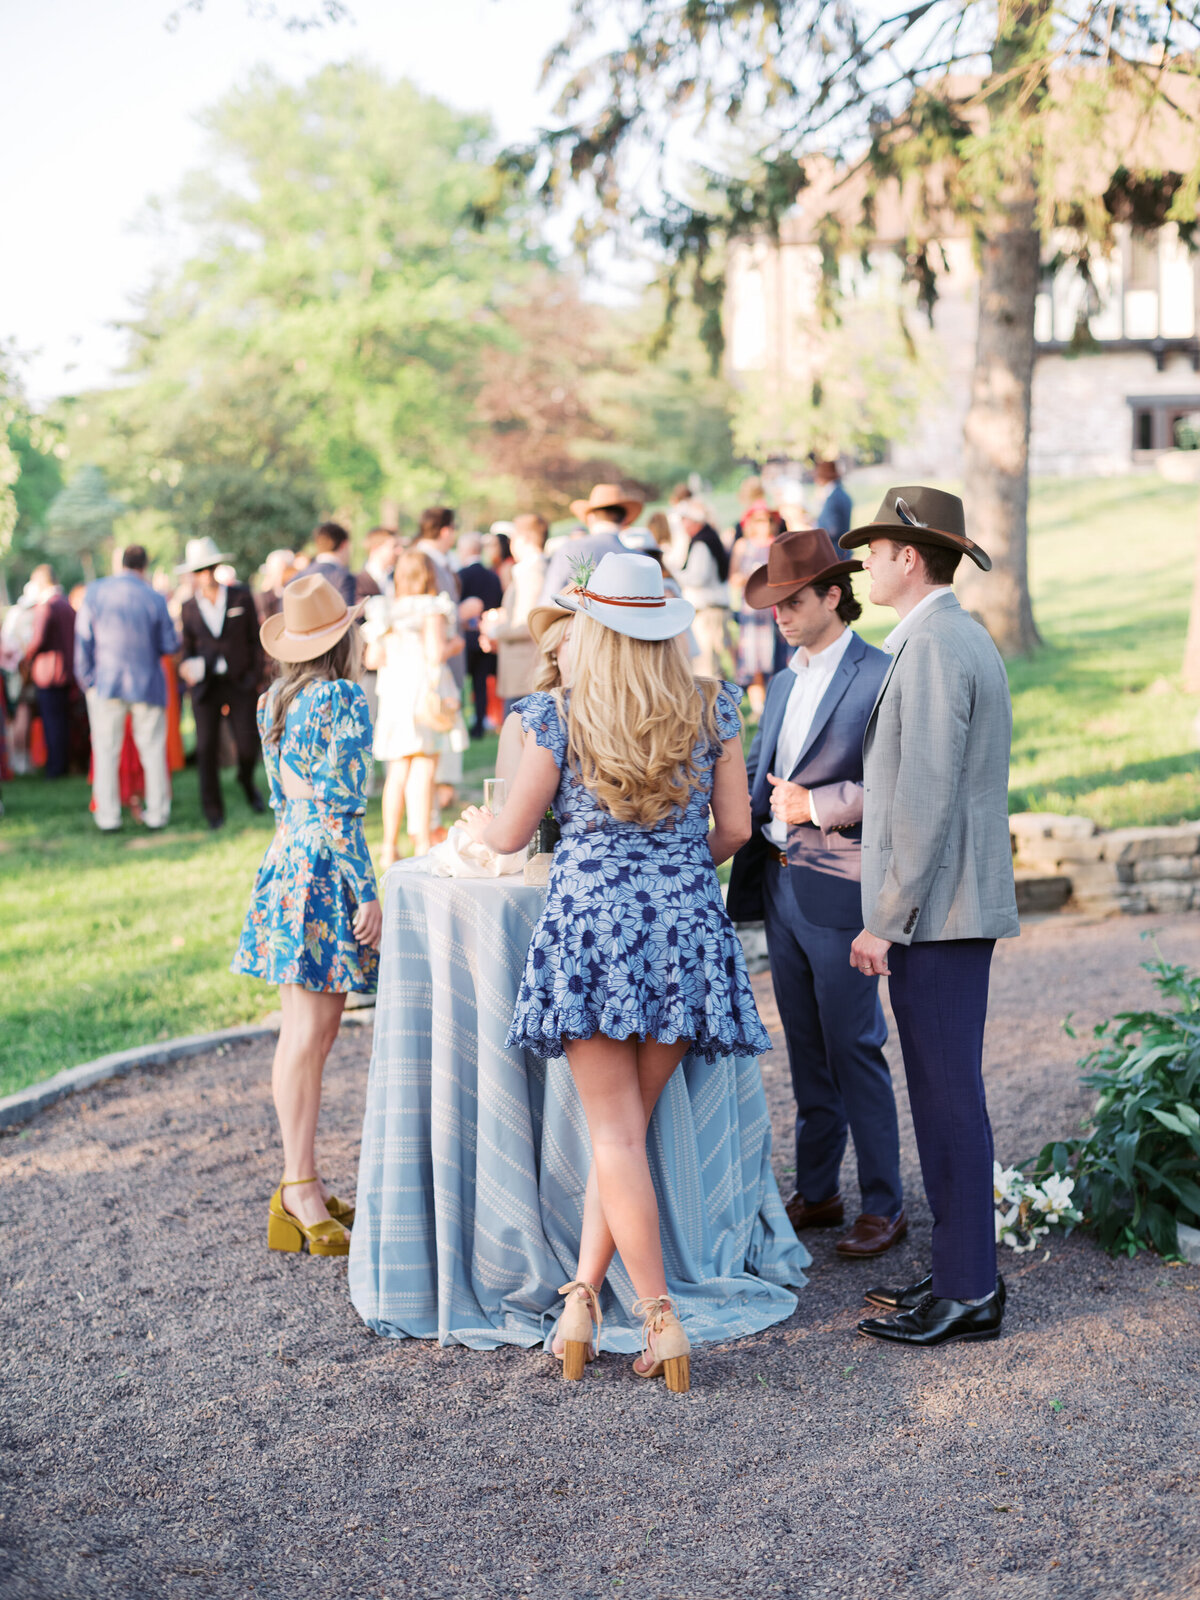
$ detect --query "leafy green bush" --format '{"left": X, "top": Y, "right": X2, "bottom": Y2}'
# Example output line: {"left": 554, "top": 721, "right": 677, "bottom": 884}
{"left": 1028, "top": 952, "right": 1200, "bottom": 1258}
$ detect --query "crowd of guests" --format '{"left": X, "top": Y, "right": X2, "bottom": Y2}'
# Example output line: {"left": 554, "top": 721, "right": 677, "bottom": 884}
{"left": 233, "top": 468, "right": 1017, "bottom": 1385}
{"left": 0, "top": 462, "right": 851, "bottom": 834}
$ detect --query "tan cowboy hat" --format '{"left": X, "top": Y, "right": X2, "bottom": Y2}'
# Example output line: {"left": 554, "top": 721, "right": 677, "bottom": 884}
{"left": 553, "top": 551, "right": 694, "bottom": 642}
{"left": 527, "top": 602, "right": 573, "bottom": 646}
{"left": 744, "top": 527, "right": 862, "bottom": 610}
{"left": 176, "top": 535, "right": 232, "bottom": 575}
{"left": 260, "top": 573, "right": 365, "bottom": 662}
{"left": 568, "top": 483, "right": 644, "bottom": 528}
{"left": 838, "top": 485, "right": 991, "bottom": 570}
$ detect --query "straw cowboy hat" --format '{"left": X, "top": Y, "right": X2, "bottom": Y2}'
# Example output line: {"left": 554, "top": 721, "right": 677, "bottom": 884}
{"left": 553, "top": 551, "right": 694, "bottom": 642}
{"left": 838, "top": 485, "right": 992, "bottom": 571}
{"left": 568, "top": 483, "right": 645, "bottom": 528}
{"left": 176, "top": 535, "right": 232, "bottom": 575}
{"left": 744, "top": 527, "right": 862, "bottom": 610}
{"left": 260, "top": 573, "right": 365, "bottom": 663}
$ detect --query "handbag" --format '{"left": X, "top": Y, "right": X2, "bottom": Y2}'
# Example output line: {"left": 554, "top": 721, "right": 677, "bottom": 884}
{"left": 415, "top": 670, "right": 461, "bottom": 734}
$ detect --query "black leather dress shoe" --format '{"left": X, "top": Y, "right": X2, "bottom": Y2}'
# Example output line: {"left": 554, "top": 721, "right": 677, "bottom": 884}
{"left": 858, "top": 1291, "right": 1003, "bottom": 1346}
{"left": 863, "top": 1272, "right": 1006, "bottom": 1312}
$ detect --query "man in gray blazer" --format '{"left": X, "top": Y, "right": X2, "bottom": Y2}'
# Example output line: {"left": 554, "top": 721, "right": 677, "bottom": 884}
{"left": 727, "top": 528, "right": 905, "bottom": 1258}
{"left": 839, "top": 487, "right": 1019, "bottom": 1347}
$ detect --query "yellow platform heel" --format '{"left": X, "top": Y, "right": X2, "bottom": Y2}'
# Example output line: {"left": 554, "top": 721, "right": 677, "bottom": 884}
{"left": 325, "top": 1191, "right": 355, "bottom": 1229}
{"left": 554, "top": 1281, "right": 602, "bottom": 1380}
{"left": 268, "top": 1176, "right": 350, "bottom": 1257}
{"left": 632, "top": 1295, "right": 691, "bottom": 1393}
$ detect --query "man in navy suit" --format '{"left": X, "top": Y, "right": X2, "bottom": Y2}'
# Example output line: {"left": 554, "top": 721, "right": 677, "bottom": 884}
{"left": 727, "top": 528, "right": 905, "bottom": 1258}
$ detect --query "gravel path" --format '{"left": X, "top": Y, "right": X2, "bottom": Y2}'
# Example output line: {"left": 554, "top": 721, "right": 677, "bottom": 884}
{"left": 3, "top": 914, "right": 1199, "bottom": 1600}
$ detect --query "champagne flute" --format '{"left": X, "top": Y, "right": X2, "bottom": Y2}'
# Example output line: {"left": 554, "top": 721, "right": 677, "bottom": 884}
{"left": 483, "top": 779, "right": 507, "bottom": 815}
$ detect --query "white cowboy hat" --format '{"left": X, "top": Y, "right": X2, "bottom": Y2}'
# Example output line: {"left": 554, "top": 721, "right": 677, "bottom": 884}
{"left": 553, "top": 551, "right": 694, "bottom": 642}
{"left": 618, "top": 526, "right": 661, "bottom": 554}
{"left": 176, "top": 535, "right": 233, "bottom": 575}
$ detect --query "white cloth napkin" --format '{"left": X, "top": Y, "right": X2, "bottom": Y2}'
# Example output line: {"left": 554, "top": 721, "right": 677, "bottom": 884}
{"left": 427, "top": 823, "right": 526, "bottom": 879}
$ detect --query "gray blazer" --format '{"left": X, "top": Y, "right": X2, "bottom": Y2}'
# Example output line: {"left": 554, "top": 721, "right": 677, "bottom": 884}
{"left": 861, "top": 591, "right": 1019, "bottom": 945}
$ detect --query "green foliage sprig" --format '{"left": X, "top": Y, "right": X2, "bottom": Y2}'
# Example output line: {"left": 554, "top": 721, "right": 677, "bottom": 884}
{"left": 1028, "top": 947, "right": 1200, "bottom": 1258}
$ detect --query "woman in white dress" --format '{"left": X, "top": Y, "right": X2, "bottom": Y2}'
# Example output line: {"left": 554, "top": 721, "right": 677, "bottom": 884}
{"left": 368, "top": 549, "right": 468, "bottom": 868}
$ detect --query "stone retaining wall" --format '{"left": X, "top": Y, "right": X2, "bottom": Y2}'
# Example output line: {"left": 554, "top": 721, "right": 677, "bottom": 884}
{"left": 1011, "top": 813, "right": 1200, "bottom": 916}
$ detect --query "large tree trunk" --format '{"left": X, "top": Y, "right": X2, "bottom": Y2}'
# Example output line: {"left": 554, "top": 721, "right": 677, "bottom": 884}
{"left": 957, "top": 194, "right": 1043, "bottom": 657}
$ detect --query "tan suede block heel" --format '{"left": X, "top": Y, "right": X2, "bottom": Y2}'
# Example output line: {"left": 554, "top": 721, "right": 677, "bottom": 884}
{"left": 554, "top": 1281, "right": 602, "bottom": 1380}
{"left": 633, "top": 1295, "right": 691, "bottom": 1393}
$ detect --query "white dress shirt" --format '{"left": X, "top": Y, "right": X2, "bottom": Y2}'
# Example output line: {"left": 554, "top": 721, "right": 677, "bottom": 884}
{"left": 195, "top": 585, "right": 228, "bottom": 676}
{"left": 882, "top": 586, "right": 953, "bottom": 655}
{"left": 763, "top": 625, "right": 854, "bottom": 847}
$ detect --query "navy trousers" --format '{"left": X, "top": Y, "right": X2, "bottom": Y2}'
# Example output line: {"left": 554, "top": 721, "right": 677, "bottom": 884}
{"left": 763, "top": 861, "right": 903, "bottom": 1219}
{"left": 36, "top": 685, "right": 70, "bottom": 778}
{"left": 887, "top": 938, "right": 997, "bottom": 1301}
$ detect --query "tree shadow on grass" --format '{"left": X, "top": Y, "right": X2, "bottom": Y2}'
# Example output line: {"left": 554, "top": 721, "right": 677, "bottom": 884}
{"left": 1011, "top": 750, "right": 1200, "bottom": 812}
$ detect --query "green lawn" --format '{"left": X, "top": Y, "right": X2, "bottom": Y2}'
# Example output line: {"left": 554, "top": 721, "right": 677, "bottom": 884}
{"left": 0, "top": 738, "right": 497, "bottom": 1100}
{"left": 4, "top": 473, "right": 1199, "bottom": 1097}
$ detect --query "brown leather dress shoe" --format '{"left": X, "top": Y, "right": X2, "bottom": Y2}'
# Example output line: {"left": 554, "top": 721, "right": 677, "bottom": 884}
{"left": 835, "top": 1210, "right": 908, "bottom": 1258}
{"left": 786, "top": 1192, "right": 845, "bottom": 1230}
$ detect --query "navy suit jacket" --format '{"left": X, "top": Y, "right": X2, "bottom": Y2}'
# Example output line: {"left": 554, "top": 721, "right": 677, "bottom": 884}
{"left": 726, "top": 629, "right": 890, "bottom": 928}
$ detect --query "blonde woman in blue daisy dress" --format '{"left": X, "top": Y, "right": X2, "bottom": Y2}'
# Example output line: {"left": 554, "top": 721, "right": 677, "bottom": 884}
{"left": 460, "top": 551, "right": 770, "bottom": 1392}
{"left": 232, "top": 574, "right": 382, "bottom": 1259}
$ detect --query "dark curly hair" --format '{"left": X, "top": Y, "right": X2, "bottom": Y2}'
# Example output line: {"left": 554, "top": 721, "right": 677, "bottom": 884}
{"left": 810, "top": 575, "right": 862, "bottom": 624}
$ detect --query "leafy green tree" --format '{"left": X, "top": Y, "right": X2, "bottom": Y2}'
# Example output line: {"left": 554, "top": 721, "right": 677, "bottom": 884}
{"left": 0, "top": 351, "right": 65, "bottom": 591}
{"left": 45, "top": 465, "right": 125, "bottom": 581}
{"left": 514, "top": 3, "right": 1200, "bottom": 656}
{"left": 121, "top": 64, "right": 545, "bottom": 545}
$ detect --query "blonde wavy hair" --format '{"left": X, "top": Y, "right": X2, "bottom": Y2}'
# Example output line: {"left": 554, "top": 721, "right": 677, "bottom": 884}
{"left": 566, "top": 612, "right": 725, "bottom": 827}
{"left": 532, "top": 612, "right": 572, "bottom": 692}
{"left": 265, "top": 626, "right": 363, "bottom": 747}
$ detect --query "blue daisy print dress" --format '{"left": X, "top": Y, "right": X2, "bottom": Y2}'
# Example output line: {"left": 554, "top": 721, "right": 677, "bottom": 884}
{"left": 232, "top": 678, "right": 379, "bottom": 994}
{"left": 506, "top": 682, "right": 772, "bottom": 1063}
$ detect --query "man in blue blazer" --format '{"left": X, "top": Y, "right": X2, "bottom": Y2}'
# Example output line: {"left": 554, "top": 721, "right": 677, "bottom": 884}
{"left": 727, "top": 528, "right": 905, "bottom": 1257}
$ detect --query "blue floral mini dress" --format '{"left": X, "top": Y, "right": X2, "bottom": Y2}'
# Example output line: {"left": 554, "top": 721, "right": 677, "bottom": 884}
{"left": 232, "top": 678, "right": 379, "bottom": 994}
{"left": 506, "top": 683, "right": 772, "bottom": 1063}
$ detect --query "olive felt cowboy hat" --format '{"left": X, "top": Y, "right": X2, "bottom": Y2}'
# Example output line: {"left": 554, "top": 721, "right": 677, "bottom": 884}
{"left": 838, "top": 485, "right": 992, "bottom": 571}
{"left": 568, "top": 483, "right": 645, "bottom": 528}
{"left": 260, "top": 573, "right": 365, "bottom": 663}
{"left": 553, "top": 551, "right": 694, "bottom": 642}
{"left": 743, "top": 527, "right": 863, "bottom": 610}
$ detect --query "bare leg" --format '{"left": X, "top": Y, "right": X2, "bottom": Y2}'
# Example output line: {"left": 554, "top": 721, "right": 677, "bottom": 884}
{"left": 380, "top": 757, "right": 410, "bottom": 870}
{"left": 575, "top": 1038, "right": 688, "bottom": 1290}
{"left": 554, "top": 1035, "right": 689, "bottom": 1354}
{"left": 405, "top": 754, "right": 436, "bottom": 856}
{"left": 272, "top": 984, "right": 347, "bottom": 1228}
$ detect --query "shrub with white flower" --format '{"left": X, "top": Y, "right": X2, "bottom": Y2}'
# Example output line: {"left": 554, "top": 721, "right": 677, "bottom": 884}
{"left": 993, "top": 1162, "right": 1083, "bottom": 1253}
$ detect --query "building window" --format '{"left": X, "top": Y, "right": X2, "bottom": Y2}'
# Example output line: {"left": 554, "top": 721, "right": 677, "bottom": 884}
{"left": 1134, "top": 409, "right": 1154, "bottom": 450}
{"left": 1128, "top": 232, "right": 1159, "bottom": 292}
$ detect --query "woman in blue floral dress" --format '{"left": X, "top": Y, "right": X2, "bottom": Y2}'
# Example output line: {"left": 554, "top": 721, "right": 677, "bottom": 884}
{"left": 460, "top": 551, "right": 769, "bottom": 1391}
{"left": 233, "top": 574, "right": 382, "bottom": 1259}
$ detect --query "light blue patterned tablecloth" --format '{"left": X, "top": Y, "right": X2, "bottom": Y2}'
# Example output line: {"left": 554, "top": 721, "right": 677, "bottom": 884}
{"left": 348, "top": 860, "right": 809, "bottom": 1351}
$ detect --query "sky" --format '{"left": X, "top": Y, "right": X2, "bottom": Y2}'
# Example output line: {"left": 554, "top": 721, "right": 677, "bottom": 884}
{"left": 1, "top": 0, "right": 572, "bottom": 404}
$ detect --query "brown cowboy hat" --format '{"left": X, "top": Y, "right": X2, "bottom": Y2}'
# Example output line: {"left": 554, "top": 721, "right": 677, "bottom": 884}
{"left": 838, "top": 485, "right": 991, "bottom": 571}
{"left": 568, "top": 482, "right": 644, "bottom": 528}
{"left": 744, "top": 527, "right": 862, "bottom": 610}
{"left": 260, "top": 573, "right": 365, "bottom": 663}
